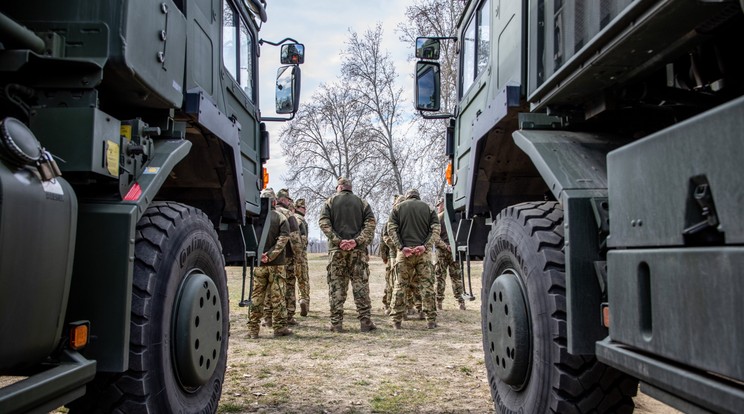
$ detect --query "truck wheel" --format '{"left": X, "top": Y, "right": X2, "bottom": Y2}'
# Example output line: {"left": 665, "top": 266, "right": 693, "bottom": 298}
{"left": 70, "top": 202, "right": 228, "bottom": 413}
{"left": 482, "top": 201, "right": 637, "bottom": 413}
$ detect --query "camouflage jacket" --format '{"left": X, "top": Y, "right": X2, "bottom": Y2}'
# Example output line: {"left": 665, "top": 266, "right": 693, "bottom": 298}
{"left": 263, "top": 210, "right": 290, "bottom": 266}
{"left": 276, "top": 204, "right": 302, "bottom": 258}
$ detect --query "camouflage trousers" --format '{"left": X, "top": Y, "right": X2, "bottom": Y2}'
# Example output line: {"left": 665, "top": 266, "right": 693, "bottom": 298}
{"left": 382, "top": 259, "right": 394, "bottom": 308}
{"left": 285, "top": 258, "right": 297, "bottom": 318}
{"left": 405, "top": 275, "right": 422, "bottom": 312}
{"left": 248, "top": 265, "right": 288, "bottom": 334}
{"left": 435, "top": 251, "right": 465, "bottom": 304}
{"left": 297, "top": 253, "right": 310, "bottom": 305}
{"left": 391, "top": 251, "right": 436, "bottom": 323}
{"left": 326, "top": 249, "right": 372, "bottom": 325}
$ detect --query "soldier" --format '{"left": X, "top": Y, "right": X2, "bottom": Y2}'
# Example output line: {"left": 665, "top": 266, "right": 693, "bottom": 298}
{"left": 319, "top": 177, "right": 377, "bottom": 333}
{"left": 275, "top": 189, "right": 303, "bottom": 325}
{"left": 435, "top": 199, "right": 466, "bottom": 310}
{"left": 247, "top": 188, "right": 293, "bottom": 338}
{"left": 294, "top": 198, "right": 310, "bottom": 316}
{"left": 387, "top": 188, "right": 440, "bottom": 329}
{"left": 380, "top": 194, "right": 401, "bottom": 315}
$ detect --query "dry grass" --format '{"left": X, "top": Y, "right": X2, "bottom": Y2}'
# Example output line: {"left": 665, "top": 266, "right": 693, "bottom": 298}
{"left": 220, "top": 253, "right": 494, "bottom": 414}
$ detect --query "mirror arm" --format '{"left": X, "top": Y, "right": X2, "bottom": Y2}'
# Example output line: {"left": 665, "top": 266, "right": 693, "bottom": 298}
{"left": 259, "top": 37, "right": 300, "bottom": 47}
{"left": 420, "top": 111, "right": 454, "bottom": 120}
{"left": 260, "top": 113, "right": 296, "bottom": 122}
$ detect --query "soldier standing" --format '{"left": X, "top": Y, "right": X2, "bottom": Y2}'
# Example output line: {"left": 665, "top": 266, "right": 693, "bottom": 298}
{"left": 275, "top": 189, "right": 303, "bottom": 325}
{"left": 435, "top": 199, "right": 466, "bottom": 310}
{"left": 387, "top": 189, "right": 440, "bottom": 329}
{"left": 247, "top": 188, "right": 293, "bottom": 338}
{"left": 319, "top": 177, "right": 377, "bottom": 333}
{"left": 294, "top": 198, "right": 311, "bottom": 316}
{"left": 380, "top": 194, "right": 401, "bottom": 315}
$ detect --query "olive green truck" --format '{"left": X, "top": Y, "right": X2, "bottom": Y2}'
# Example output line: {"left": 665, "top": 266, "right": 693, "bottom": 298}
{"left": 416, "top": 0, "right": 743, "bottom": 413}
{"left": 0, "top": 0, "right": 301, "bottom": 412}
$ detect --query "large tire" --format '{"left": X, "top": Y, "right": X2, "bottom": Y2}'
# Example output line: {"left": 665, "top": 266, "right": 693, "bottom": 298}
{"left": 70, "top": 202, "right": 228, "bottom": 413}
{"left": 482, "top": 201, "right": 637, "bottom": 413}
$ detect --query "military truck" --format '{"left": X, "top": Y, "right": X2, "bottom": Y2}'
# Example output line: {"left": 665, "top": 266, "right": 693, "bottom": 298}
{"left": 0, "top": 0, "right": 301, "bottom": 412}
{"left": 416, "top": 0, "right": 743, "bottom": 413}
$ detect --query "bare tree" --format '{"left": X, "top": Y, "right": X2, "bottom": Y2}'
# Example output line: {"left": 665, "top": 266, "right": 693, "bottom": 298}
{"left": 279, "top": 81, "right": 384, "bottom": 218}
{"left": 397, "top": 0, "right": 465, "bottom": 201}
{"left": 341, "top": 24, "right": 408, "bottom": 196}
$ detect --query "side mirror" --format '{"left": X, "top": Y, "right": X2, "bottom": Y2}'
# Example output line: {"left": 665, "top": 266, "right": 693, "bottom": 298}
{"left": 280, "top": 43, "right": 305, "bottom": 64}
{"left": 415, "top": 62, "right": 441, "bottom": 112}
{"left": 276, "top": 65, "right": 301, "bottom": 114}
{"left": 416, "top": 37, "right": 441, "bottom": 60}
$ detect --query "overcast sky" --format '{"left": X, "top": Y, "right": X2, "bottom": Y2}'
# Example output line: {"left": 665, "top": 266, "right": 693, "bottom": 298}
{"left": 256, "top": 0, "right": 418, "bottom": 199}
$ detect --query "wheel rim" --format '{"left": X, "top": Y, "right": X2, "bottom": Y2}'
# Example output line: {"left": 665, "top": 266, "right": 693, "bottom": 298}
{"left": 173, "top": 272, "right": 223, "bottom": 389}
{"left": 486, "top": 268, "right": 531, "bottom": 389}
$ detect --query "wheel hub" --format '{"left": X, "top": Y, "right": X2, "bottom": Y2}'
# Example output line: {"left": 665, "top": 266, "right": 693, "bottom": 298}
{"left": 486, "top": 269, "right": 531, "bottom": 388}
{"left": 173, "top": 272, "right": 223, "bottom": 388}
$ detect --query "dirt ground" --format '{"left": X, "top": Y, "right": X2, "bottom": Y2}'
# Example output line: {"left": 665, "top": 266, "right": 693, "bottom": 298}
{"left": 219, "top": 253, "right": 681, "bottom": 414}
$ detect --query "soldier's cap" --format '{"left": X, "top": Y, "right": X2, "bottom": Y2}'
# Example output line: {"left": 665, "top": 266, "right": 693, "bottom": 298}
{"left": 295, "top": 198, "right": 306, "bottom": 209}
{"left": 337, "top": 176, "right": 352, "bottom": 187}
{"left": 260, "top": 187, "right": 276, "bottom": 199}
{"left": 405, "top": 188, "right": 420, "bottom": 199}
{"left": 277, "top": 188, "right": 290, "bottom": 199}
{"left": 436, "top": 198, "right": 444, "bottom": 206}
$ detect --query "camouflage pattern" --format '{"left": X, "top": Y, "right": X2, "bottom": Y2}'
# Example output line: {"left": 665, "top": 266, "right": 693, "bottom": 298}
{"left": 319, "top": 179, "right": 376, "bottom": 326}
{"left": 380, "top": 195, "right": 403, "bottom": 310}
{"left": 247, "top": 265, "right": 288, "bottom": 335}
{"left": 387, "top": 190, "right": 440, "bottom": 324}
{"left": 295, "top": 211, "right": 310, "bottom": 306}
{"left": 380, "top": 222, "right": 396, "bottom": 309}
{"left": 285, "top": 259, "right": 297, "bottom": 318}
{"left": 326, "top": 249, "right": 372, "bottom": 325}
{"left": 435, "top": 248, "right": 465, "bottom": 305}
{"left": 434, "top": 208, "right": 464, "bottom": 305}
{"left": 266, "top": 201, "right": 301, "bottom": 319}
{"left": 391, "top": 251, "right": 436, "bottom": 323}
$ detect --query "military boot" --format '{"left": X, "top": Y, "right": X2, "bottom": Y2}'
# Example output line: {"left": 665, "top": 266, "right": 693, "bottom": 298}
{"left": 427, "top": 321, "right": 438, "bottom": 329}
{"left": 360, "top": 318, "right": 377, "bottom": 332}
{"left": 300, "top": 299, "right": 309, "bottom": 317}
{"left": 329, "top": 322, "right": 345, "bottom": 333}
{"left": 287, "top": 317, "right": 298, "bottom": 326}
{"left": 274, "top": 327, "right": 294, "bottom": 337}
{"left": 392, "top": 321, "right": 402, "bottom": 330}
{"left": 459, "top": 301, "right": 466, "bottom": 310}
{"left": 437, "top": 301, "right": 443, "bottom": 310}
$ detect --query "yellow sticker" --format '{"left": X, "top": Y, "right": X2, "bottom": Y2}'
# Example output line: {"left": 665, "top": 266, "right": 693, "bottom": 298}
{"left": 144, "top": 167, "right": 160, "bottom": 174}
{"left": 105, "top": 140, "right": 120, "bottom": 176}
{"left": 120, "top": 125, "right": 132, "bottom": 141}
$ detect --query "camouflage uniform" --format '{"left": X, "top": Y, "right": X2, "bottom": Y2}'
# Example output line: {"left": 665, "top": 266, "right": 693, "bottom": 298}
{"left": 294, "top": 199, "right": 310, "bottom": 315}
{"left": 248, "top": 189, "right": 292, "bottom": 337}
{"left": 435, "top": 210, "right": 465, "bottom": 309}
{"left": 387, "top": 189, "right": 440, "bottom": 328}
{"left": 319, "top": 177, "right": 377, "bottom": 332}
{"left": 264, "top": 189, "right": 302, "bottom": 325}
{"left": 380, "top": 195, "right": 401, "bottom": 314}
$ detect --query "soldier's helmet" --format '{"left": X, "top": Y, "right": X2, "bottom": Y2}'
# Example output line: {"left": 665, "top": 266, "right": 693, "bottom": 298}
{"left": 295, "top": 198, "right": 306, "bottom": 209}
{"left": 260, "top": 187, "right": 276, "bottom": 199}
{"left": 277, "top": 188, "right": 290, "bottom": 199}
